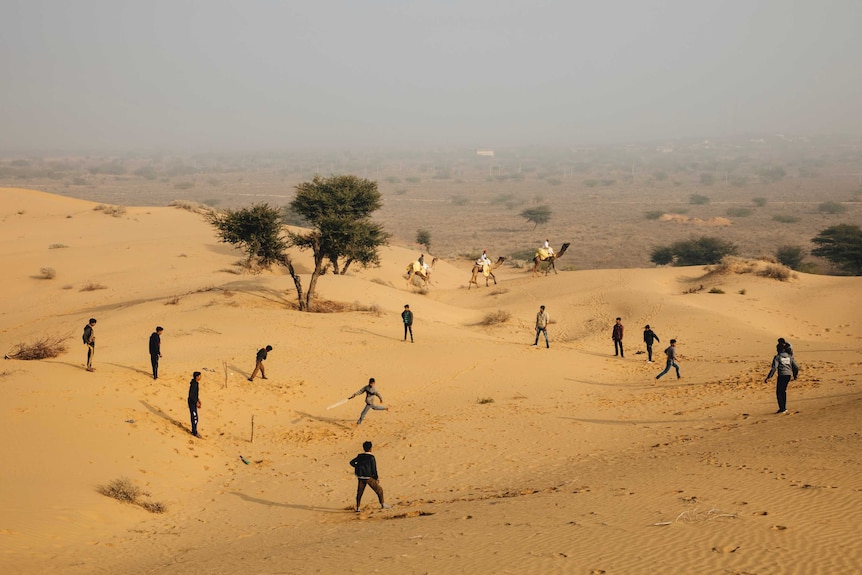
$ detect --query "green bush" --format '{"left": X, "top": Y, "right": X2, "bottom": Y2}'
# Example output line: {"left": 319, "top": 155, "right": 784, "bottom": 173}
{"left": 726, "top": 207, "right": 752, "bottom": 217}
{"left": 644, "top": 210, "right": 663, "bottom": 220}
{"left": 818, "top": 201, "right": 847, "bottom": 214}
{"left": 654, "top": 236, "right": 738, "bottom": 266}
{"left": 690, "top": 194, "right": 710, "bottom": 205}
{"left": 752, "top": 197, "right": 767, "bottom": 207}
{"left": 775, "top": 245, "right": 805, "bottom": 270}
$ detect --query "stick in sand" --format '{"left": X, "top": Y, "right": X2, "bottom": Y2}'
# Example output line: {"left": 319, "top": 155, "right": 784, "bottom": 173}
{"left": 327, "top": 398, "right": 349, "bottom": 410}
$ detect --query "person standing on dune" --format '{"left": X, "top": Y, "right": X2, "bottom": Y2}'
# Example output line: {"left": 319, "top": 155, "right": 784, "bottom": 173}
{"left": 83, "top": 318, "right": 97, "bottom": 371}
{"left": 401, "top": 304, "right": 414, "bottom": 343}
{"left": 612, "top": 317, "right": 624, "bottom": 358}
{"left": 149, "top": 326, "right": 163, "bottom": 379}
{"left": 643, "top": 324, "right": 660, "bottom": 363}
{"left": 188, "top": 371, "right": 202, "bottom": 437}
{"left": 533, "top": 305, "right": 550, "bottom": 348}
{"left": 765, "top": 341, "right": 799, "bottom": 414}
{"left": 349, "top": 441, "right": 391, "bottom": 512}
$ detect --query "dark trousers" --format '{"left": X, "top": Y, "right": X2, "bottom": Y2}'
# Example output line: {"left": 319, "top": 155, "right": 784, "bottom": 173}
{"left": 646, "top": 344, "right": 653, "bottom": 361}
{"left": 150, "top": 354, "right": 159, "bottom": 379}
{"left": 776, "top": 374, "right": 792, "bottom": 412}
{"left": 614, "top": 339, "right": 624, "bottom": 357}
{"left": 534, "top": 327, "right": 549, "bottom": 347}
{"left": 403, "top": 324, "right": 413, "bottom": 342}
{"left": 188, "top": 400, "right": 198, "bottom": 435}
{"left": 356, "top": 477, "right": 384, "bottom": 509}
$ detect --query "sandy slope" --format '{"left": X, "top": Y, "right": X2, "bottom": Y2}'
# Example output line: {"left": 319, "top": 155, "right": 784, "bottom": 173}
{"left": 1, "top": 187, "right": 860, "bottom": 575}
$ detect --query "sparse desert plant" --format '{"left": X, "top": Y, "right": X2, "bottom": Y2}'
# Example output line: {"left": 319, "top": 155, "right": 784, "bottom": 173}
{"left": 394, "top": 188, "right": 407, "bottom": 195}
{"left": 480, "top": 310, "right": 511, "bottom": 325}
{"left": 48, "top": 243, "right": 69, "bottom": 249}
{"left": 699, "top": 173, "right": 715, "bottom": 186}
{"left": 708, "top": 287, "right": 725, "bottom": 294}
{"left": 405, "top": 176, "right": 421, "bottom": 183}
{"left": 351, "top": 301, "right": 382, "bottom": 315}
{"left": 772, "top": 215, "right": 799, "bottom": 224}
{"left": 519, "top": 205, "right": 552, "bottom": 229}
{"left": 384, "top": 176, "right": 401, "bottom": 183}
{"left": 6, "top": 335, "right": 68, "bottom": 360}
{"left": 775, "top": 245, "right": 805, "bottom": 270}
{"left": 650, "top": 246, "right": 675, "bottom": 266}
{"left": 811, "top": 223, "right": 862, "bottom": 275}
{"left": 98, "top": 477, "right": 166, "bottom": 514}
{"left": 738, "top": 288, "right": 746, "bottom": 295}
{"left": 690, "top": 194, "right": 710, "bottom": 205}
{"left": 726, "top": 207, "right": 752, "bottom": 217}
{"left": 173, "top": 181, "right": 195, "bottom": 190}
{"left": 477, "top": 397, "right": 495, "bottom": 404}
{"left": 94, "top": 204, "right": 126, "bottom": 217}
{"left": 219, "top": 267, "right": 242, "bottom": 275}
{"left": 669, "top": 207, "right": 689, "bottom": 214}
{"left": 758, "top": 264, "right": 793, "bottom": 281}
{"left": 80, "top": 282, "right": 107, "bottom": 291}
{"left": 38, "top": 267, "right": 56, "bottom": 279}
{"left": 165, "top": 296, "right": 181, "bottom": 305}
{"left": 169, "top": 200, "right": 210, "bottom": 214}
{"left": 752, "top": 196, "right": 767, "bottom": 207}
{"left": 450, "top": 194, "right": 469, "bottom": 206}
{"left": 818, "top": 201, "right": 847, "bottom": 214}
{"left": 644, "top": 210, "right": 663, "bottom": 220}
{"left": 416, "top": 228, "right": 432, "bottom": 252}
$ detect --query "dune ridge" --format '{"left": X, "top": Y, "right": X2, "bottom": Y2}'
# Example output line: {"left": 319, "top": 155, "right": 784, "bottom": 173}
{"left": 1, "top": 186, "right": 860, "bottom": 575}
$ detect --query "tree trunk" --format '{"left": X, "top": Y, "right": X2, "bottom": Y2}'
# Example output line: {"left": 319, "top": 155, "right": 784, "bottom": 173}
{"left": 304, "top": 249, "right": 326, "bottom": 311}
{"left": 341, "top": 257, "right": 355, "bottom": 274}
{"left": 281, "top": 256, "right": 306, "bottom": 311}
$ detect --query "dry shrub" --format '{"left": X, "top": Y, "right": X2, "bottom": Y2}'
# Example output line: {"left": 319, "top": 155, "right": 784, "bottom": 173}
{"left": 165, "top": 296, "right": 181, "bottom": 305}
{"left": 351, "top": 301, "right": 382, "bottom": 315}
{"left": 80, "top": 282, "right": 107, "bottom": 292}
{"left": 94, "top": 204, "right": 126, "bottom": 217}
{"left": 98, "top": 477, "right": 166, "bottom": 514}
{"left": 758, "top": 264, "right": 793, "bottom": 281}
{"left": 310, "top": 299, "right": 348, "bottom": 313}
{"left": 708, "top": 287, "right": 725, "bottom": 294}
{"left": 477, "top": 397, "right": 495, "bottom": 404}
{"left": 370, "top": 277, "right": 392, "bottom": 287}
{"left": 219, "top": 267, "right": 242, "bottom": 275}
{"left": 7, "top": 335, "right": 68, "bottom": 360}
{"left": 169, "top": 200, "right": 211, "bottom": 214}
{"left": 38, "top": 267, "right": 56, "bottom": 279}
{"left": 481, "top": 310, "right": 511, "bottom": 325}
{"left": 710, "top": 256, "right": 757, "bottom": 275}
{"left": 48, "top": 243, "right": 69, "bottom": 249}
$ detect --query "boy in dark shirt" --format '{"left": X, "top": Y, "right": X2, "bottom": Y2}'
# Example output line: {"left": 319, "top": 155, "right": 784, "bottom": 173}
{"left": 248, "top": 345, "right": 273, "bottom": 381}
{"left": 643, "top": 324, "right": 660, "bottom": 363}
{"left": 349, "top": 441, "right": 390, "bottom": 512}
{"left": 188, "top": 371, "right": 202, "bottom": 437}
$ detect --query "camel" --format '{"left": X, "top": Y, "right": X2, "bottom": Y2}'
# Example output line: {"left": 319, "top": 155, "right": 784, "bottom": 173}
{"left": 406, "top": 257, "right": 437, "bottom": 289}
{"left": 531, "top": 242, "right": 570, "bottom": 277}
{"left": 468, "top": 256, "right": 506, "bottom": 289}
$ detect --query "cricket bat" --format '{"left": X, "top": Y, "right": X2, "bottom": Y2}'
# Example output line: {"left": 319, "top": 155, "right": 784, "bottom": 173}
{"left": 327, "top": 398, "right": 349, "bottom": 410}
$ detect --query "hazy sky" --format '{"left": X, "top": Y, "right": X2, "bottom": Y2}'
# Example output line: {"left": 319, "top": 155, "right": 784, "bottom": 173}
{"left": 2, "top": 1, "right": 860, "bottom": 153}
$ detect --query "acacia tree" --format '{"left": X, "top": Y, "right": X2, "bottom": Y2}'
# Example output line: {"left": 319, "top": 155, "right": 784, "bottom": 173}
{"left": 206, "top": 203, "right": 308, "bottom": 309}
{"left": 416, "top": 229, "right": 432, "bottom": 252}
{"left": 520, "top": 205, "right": 552, "bottom": 229}
{"left": 289, "top": 175, "right": 390, "bottom": 310}
{"left": 811, "top": 224, "right": 862, "bottom": 275}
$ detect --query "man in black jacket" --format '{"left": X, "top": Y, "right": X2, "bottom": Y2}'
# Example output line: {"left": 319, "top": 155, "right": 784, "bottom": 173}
{"left": 643, "top": 324, "right": 660, "bottom": 363}
{"left": 349, "top": 441, "right": 390, "bottom": 512}
{"left": 248, "top": 345, "right": 272, "bottom": 381}
{"left": 149, "top": 327, "right": 163, "bottom": 379}
{"left": 401, "top": 304, "right": 414, "bottom": 343}
{"left": 188, "top": 371, "right": 202, "bottom": 437}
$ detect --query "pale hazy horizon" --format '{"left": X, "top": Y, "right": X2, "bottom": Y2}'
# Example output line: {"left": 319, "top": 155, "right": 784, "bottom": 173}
{"left": 3, "top": 1, "right": 861, "bottom": 154}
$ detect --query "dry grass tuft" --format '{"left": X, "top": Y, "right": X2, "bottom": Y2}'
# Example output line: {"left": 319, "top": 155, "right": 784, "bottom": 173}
{"left": 6, "top": 335, "right": 68, "bottom": 360}
{"left": 480, "top": 310, "right": 511, "bottom": 325}
{"left": 169, "top": 200, "right": 211, "bottom": 214}
{"left": 94, "top": 204, "right": 127, "bottom": 217}
{"left": 758, "top": 264, "right": 793, "bottom": 281}
{"left": 310, "top": 299, "right": 349, "bottom": 313}
{"left": 80, "top": 282, "right": 107, "bottom": 292}
{"left": 165, "top": 295, "right": 182, "bottom": 305}
{"left": 98, "top": 477, "right": 166, "bottom": 514}
{"left": 370, "top": 277, "right": 393, "bottom": 287}
{"left": 351, "top": 301, "right": 382, "bottom": 315}
{"left": 37, "top": 267, "right": 56, "bottom": 280}
{"left": 477, "top": 397, "right": 495, "bottom": 404}
{"left": 48, "top": 243, "right": 69, "bottom": 249}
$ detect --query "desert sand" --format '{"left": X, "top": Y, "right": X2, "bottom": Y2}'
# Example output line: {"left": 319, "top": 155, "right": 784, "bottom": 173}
{"left": 1, "top": 186, "right": 860, "bottom": 575}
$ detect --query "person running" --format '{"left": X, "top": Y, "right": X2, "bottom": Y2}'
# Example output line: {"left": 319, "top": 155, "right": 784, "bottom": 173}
{"left": 349, "top": 378, "right": 388, "bottom": 425}
{"left": 349, "top": 441, "right": 391, "bottom": 512}
{"left": 643, "top": 324, "right": 660, "bottom": 363}
{"left": 533, "top": 305, "right": 550, "bottom": 348}
{"left": 612, "top": 317, "right": 624, "bottom": 358}
{"left": 248, "top": 345, "right": 273, "bottom": 381}
{"left": 149, "top": 326, "right": 163, "bottom": 379}
{"left": 401, "top": 304, "right": 414, "bottom": 343}
{"left": 188, "top": 371, "right": 202, "bottom": 437}
{"left": 83, "top": 318, "right": 97, "bottom": 371}
{"left": 765, "top": 341, "right": 799, "bottom": 414}
{"left": 655, "top": 339, "right": 681, "bottom": 380}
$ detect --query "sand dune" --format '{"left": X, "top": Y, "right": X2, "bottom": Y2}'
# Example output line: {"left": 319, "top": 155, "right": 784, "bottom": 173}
{"left": 1, "top": 186, "right": 860, "bottom": 574}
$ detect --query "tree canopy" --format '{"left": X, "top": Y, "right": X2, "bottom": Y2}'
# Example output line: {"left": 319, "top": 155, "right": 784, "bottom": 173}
{"left": 811, "top": 224, "right": 862, "bottom": 275}
{"left": 520, "top": 205, "right": 552, "bottom": 229}
{"left": 650, "top": 236, "right": 738, "bottom": 266}
{"left": 205, "top": 203, "right": 288, "bottom": 269}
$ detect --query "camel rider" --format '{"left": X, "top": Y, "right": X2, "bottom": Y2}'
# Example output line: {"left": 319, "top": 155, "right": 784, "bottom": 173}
{"left": 543, "top": 239, "right": 555, "bottom": 257}
{"left": 418, "top": 254, "right": 429, "bottom": 273}
{"left": 477, "top": 250, "right": 491, "bottom": 267}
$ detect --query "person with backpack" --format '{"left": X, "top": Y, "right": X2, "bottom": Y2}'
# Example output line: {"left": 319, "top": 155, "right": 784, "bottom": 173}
{"left": 765, "top": 341, "right": 799, "bottom": 414}
{"left": 82, "top": 318, "right": 97, "bottom": 371}
{"left": 349, "top": 441, "right": 391, "bottom": 512}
